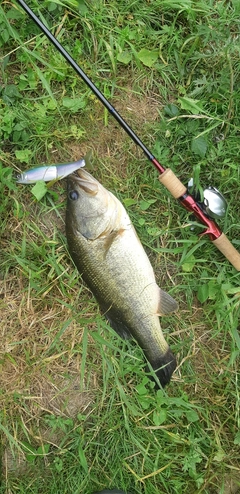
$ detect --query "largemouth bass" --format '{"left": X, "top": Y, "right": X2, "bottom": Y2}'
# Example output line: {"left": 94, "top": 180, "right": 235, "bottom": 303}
{"left": 66, "top": 169, "right": 178, "bottom": 387}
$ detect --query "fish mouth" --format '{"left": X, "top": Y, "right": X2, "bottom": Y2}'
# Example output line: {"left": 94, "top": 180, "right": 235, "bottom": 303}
{"left": 73, "top": 168, "right": 88, "bottom": 178}
{"left": 68, "top": 168, "right": 99, "bottom": 195}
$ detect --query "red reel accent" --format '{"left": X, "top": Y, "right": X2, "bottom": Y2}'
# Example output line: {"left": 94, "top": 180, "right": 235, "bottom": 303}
{"left": 180, "top": 195, "right": 222, "bottom": 240}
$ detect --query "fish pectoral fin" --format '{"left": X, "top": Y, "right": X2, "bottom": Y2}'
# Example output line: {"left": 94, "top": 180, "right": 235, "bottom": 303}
{"left": 103, "top": 228, "right": 125, "bottom": 254}
{"left": 157, "top": 288, "right": 178, "bottom": 315}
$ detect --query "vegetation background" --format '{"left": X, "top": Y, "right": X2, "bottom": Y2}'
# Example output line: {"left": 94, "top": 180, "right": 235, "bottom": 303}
{"left": 0, "top": 0, "right": 239, "bottom": 493}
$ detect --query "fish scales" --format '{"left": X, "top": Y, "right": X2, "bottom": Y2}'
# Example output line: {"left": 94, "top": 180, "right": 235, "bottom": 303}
{"left": 66, "top": 169, "right": 178, "bottom": 387}
{"left": 68, "top": 221, "right": 165, "bottom": 351}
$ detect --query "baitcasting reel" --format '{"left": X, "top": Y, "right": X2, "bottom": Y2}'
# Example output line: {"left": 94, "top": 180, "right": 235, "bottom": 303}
{"left": 202, "top": 186, "right": 227, "bottom": 219}
{"left": 188, "top": 179, "right": 228, "bottom": 220}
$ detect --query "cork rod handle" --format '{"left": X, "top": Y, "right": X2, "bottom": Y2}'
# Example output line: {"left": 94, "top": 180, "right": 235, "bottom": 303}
{"left": 213, "top": 233, "right": 240, "bottom": 271}
{"left": 159, "top": 168, "right": 187, "bottom": 198}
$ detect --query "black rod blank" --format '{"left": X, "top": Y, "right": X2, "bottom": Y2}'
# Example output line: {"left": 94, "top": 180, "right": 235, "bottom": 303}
{"left": 16, "top": 0, "right": 165, "bottom": 173}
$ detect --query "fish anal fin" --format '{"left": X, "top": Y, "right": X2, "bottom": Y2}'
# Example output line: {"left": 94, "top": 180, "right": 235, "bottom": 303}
{"left": 157, "top": 288, "right": 178, "bottom": 315}
{"left": 105, "top": 314, "right": 132, "bottom": 340}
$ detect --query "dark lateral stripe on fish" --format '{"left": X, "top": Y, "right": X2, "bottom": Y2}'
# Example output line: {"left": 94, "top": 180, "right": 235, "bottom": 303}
{"left": 148, "top": 348, "right": 177, "bottom": 388}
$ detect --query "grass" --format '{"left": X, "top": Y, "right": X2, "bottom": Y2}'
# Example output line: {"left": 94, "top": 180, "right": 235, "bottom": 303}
{"left": 0, "top": 0, "right": 240, "bottom": 493}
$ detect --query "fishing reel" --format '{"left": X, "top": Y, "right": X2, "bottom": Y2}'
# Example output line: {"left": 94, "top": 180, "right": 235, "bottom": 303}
{"left": 188, "top": 178, "right": 227, "bottom": 220}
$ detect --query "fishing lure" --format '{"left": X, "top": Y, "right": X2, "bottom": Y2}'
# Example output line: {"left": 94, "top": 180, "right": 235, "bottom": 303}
{"left": 16, "top": 159, "right": 85, "bottom": 184}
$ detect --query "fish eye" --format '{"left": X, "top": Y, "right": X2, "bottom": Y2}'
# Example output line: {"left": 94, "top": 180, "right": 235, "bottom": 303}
{"left": 69, "top": 190, "right": 79, "bottom": 201}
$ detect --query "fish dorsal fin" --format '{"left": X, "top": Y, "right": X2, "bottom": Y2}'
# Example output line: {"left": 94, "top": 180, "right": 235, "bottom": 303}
{"left": 158, "top": 288, "right": 178, "bottom": 315}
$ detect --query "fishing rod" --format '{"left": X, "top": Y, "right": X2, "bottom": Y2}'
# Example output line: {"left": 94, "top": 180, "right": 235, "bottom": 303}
{"left": 15, "top": 0, "right": 240, "bottom": 270}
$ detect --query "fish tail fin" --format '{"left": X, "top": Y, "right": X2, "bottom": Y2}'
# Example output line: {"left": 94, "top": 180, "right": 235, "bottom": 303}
{"left": 147, "top": 348, "right": 177, "bottom": 388}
